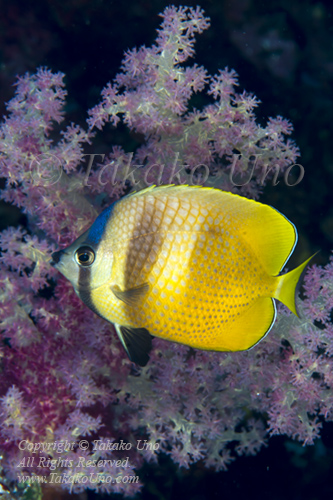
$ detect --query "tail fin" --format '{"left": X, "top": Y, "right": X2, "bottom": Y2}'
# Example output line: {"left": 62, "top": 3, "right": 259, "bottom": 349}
{"left": 274, "top": 254, "right": 317, "bottom": 317}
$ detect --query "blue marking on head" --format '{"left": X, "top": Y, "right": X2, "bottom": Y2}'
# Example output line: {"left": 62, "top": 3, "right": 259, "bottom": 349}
{"left": 87, "top": 202, "right": 116, "bottom": 245}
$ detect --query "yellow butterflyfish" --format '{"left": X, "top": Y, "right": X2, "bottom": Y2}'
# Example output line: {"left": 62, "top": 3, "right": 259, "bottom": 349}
{"left": 51, "top": 185, "right": 312, "bottom": 366}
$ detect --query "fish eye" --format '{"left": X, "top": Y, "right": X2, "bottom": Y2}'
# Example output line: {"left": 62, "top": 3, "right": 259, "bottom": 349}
{"left": 75, "top": 246, "right": 95, "bottom": 267}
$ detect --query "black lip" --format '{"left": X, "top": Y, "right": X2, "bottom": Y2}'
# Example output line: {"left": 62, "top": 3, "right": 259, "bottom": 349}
{"left": 50, "top": 250, "right": 63, "bottom": 266}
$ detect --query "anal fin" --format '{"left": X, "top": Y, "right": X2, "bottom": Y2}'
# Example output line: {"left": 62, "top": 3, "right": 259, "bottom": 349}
{"left": 114, "top": 324, "right": 152, "bottom": 366}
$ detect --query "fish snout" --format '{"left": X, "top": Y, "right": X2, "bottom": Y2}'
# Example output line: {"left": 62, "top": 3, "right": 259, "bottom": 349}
{"left": 50, "top": 250, "right": 64, "bottom": 266}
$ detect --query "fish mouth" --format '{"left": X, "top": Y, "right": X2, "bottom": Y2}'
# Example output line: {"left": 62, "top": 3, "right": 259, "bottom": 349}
{"left": 50, "top": 250, "right": 64, "bottom": 267}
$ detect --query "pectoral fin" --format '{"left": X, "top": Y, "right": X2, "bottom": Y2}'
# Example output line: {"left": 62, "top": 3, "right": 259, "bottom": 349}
{"left": 111, "top": 283, "right": 150, "bottom": 306}
{"left": 114, "top": 324, "right": 152, "bottom": 366}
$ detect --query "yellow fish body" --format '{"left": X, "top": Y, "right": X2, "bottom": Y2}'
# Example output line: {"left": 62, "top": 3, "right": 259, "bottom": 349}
{"left": 51, "top": 185, "right": 311, "bottom": 365}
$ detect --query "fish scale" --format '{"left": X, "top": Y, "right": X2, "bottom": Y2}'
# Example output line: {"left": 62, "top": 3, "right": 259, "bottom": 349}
{"left": 98, "top": 189, "right": 275, "bottom": 349}
{"left": 51, "top": 185, "right": 313, "bottom": 365}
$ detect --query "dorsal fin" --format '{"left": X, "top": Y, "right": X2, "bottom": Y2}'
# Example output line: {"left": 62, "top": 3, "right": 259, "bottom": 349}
{"left": 129, "top": 186, "right": 298, "bottom": 276}
{"left": 114, "top": 324, "right": 152, "bottom": 366}
{"left": 172, "top": 187, "right": 297, "bottom": 275}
